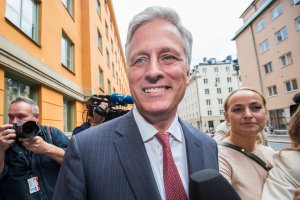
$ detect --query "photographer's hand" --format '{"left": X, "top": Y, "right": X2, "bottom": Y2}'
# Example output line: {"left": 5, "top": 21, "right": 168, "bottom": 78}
{"left": 0, "top": 124, "right": 16, "bottom": 175}
{"left": 19, "top": 136, "right": 66, "bottom": 164}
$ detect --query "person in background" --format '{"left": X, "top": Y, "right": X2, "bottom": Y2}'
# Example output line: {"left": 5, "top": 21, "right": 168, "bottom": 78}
{"left": 261, "top": 106, "right": 300, "bottom": 200}
{"left": 0, "top": 96, "right": 69, "bottom": 200}
{"left": 214, "top": 121, "right": 229, "bottom": 141}
{"left": 53, "top": 6, "right": 218, "bottom": 200}
{"left": 218, "top": 87, "right": 275, "bottom": 200}
{"left": 72, "top": 95, "right": 107, "bottom": 135}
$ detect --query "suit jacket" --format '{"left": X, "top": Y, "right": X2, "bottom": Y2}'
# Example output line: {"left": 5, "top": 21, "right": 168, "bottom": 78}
{"left": 53, "top": 110, "right": 218, "bottom": 200}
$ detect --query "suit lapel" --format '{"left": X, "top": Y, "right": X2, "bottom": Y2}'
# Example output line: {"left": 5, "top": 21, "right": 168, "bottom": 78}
{"left": 114, "top": 111, "right": 161, "bottom": 200}
{"left": 180, "top": 119, "right": 205, "bottom": 176}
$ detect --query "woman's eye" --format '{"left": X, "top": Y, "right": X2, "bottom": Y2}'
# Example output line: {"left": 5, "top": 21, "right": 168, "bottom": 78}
{"left": 232, "top": 108, "right": 242, "bottom": 113}
{"left": 251, "top": 106, "right": 263, "bottom": 112}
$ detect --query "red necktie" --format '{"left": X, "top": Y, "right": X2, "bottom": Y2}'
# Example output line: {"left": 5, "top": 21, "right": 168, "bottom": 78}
{"left": 156, "top": 132, "right": 186, "bottom": 200}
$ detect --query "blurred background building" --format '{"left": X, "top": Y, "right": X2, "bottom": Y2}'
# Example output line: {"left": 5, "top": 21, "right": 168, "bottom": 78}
{"left": 232, "top": 0, "right": 300, "bottom": 132}
{"left": 178, "top": 56, "right": 241, "bottom": 132}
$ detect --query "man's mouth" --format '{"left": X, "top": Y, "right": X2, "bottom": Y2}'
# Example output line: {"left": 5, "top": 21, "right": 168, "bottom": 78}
{"left": 144, "top": 87, "right": 167, "bottom": 93}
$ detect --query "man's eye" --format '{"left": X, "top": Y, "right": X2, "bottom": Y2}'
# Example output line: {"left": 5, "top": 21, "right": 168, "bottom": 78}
{"left": 132, "top": 57, "right": 148, "bottom": 66}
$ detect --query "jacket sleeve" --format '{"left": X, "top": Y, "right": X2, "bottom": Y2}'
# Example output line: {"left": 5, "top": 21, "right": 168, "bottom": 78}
{"left": 53, "top": 136, "right": 87, "bottom": 200}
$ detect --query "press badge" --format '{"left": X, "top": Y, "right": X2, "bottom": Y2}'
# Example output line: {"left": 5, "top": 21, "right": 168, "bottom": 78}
{"left": 27, "top": 176, "right": 40, "bottom": 194}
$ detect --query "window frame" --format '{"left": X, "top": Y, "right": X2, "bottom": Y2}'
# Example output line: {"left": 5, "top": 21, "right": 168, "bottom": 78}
{"left": 263, "top": 62, "right": 274, "bottom": 74}
{"left": 271, "top": 3, "right": 283, "bottom": 21}
{"left": 259, "top": 39, "right": 269, "bottom": 53}
{"left": 285, "top": 79, "right": 298, "bottom": 92}
{"left": 280, "top": 52, "right": 293, "bottom": 67}
{"left": 275, "top": 27, "right": 288, "bottom": 43}
{"left": 267, "top": 85, "right": 278, "bottom": 96}
{"left": 62, "top": 0, "right": 73, "bottom": 17}
{"left": 5, "top": 0, "right": 39, "bottom": 43}
{"left": 61, "top": 33, "right": 74, "bottom": 72}
{"left": 256, "top": 19, "right": 265, "bottom": 33}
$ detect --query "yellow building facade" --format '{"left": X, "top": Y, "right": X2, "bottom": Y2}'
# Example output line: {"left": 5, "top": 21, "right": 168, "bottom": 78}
{"left": 0, "top": 0, "right": 129, "bottom": 134}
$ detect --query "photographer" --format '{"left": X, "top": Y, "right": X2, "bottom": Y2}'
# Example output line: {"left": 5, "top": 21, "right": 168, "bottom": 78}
{"left": 0, "top": 96, "right": 69, "bottom": 200}
{"left": 72, "top": 94, "right": 130, "bottom": 135}
{"left": 72, "top": 95, "right": 108, "bottom": 135}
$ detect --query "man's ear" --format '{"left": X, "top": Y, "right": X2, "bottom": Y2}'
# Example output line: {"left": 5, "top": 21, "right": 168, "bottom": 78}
{"left": 186, "top": 69, "right": 190, "bottom": 84}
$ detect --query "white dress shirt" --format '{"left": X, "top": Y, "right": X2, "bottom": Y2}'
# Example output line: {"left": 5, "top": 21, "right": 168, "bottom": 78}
{"left": 133, "top": 107, "right": 189, "bottom": 200}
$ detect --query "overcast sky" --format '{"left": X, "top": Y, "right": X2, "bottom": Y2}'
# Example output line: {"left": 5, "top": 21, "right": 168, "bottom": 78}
{"left": 111, "top": 0, "right": 253, "bottom": 68}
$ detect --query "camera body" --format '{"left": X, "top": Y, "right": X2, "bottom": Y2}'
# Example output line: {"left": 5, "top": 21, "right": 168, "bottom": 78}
{"left": 86, "top": 94, "right": 130, "bottom": 122}
{"left": 12, "top": 121, "right": 41, "bottom": 138}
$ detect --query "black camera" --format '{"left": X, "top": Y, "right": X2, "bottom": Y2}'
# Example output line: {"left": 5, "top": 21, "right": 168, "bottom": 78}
{"left": 12, "top": 121, "right": 41, "bottom": 138}
{"left": 86, "top": 94, "right": 131, "bottom": 122}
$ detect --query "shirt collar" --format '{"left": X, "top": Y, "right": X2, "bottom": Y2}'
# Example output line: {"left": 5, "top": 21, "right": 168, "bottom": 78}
{"left": 132, "top": 106, "right": 183, "bottom": 142}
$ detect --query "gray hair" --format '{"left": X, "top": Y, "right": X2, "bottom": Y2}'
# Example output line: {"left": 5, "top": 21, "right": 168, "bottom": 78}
{"left": 125, "top": 6, "right": 193, "bottom": 67}
{"left": 10, "top": 96, "right": 39, "bottom": 115}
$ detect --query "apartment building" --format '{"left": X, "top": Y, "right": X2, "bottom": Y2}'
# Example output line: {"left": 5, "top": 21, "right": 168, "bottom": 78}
{"left": 0, "top": 0, "right": 129, "bottom": 134}
{"left": 232, "top": 0, "right": 300, "bottom": 130}
{"left": 178, "top": 57, "right": 240, "bottom": 132}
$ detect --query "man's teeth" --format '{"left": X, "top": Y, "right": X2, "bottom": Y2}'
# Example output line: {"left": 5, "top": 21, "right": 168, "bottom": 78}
{"left": 145, "top": 87, "right": 165, "bottom": 93}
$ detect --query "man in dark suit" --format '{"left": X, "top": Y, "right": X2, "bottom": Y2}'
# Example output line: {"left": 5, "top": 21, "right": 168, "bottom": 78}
{"left": 53, "top": 6, "right": 218, "bottom": 200}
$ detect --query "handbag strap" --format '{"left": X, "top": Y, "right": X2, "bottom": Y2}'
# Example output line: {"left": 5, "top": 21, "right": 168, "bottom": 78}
{"left": 219, "top": 142, "right": 272, "bottom": 171}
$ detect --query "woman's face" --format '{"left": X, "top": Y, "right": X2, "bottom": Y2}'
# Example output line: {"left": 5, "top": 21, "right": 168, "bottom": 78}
{"left": 225, "top": 90, "right": 267, "bottom": 139}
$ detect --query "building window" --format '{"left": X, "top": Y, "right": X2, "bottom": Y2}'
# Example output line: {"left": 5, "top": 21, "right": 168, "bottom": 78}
{"left": 105, "top": 21, "right": 108, "bottom": 37}
{"left": 217, "top": 88, "right": 222, "bottom": 94}
{"left": 202, "top": 68, "right": 207, "bottom": 73}
{"left": 226, "top": 66, "right": 230, "bottom": 72}
{"left": 295, "top": 16, "right": 300, "bottom": 31}
{"left": 5, "top": 0, "right": 39, "bottom": 42}
{"left": 271, "top": 3, "right": 283, "bottom": 21}
{"left": 267, "top": 85, "right": 278, "bottom": 96}
{"left": 107, "top": 79, "right": 111, "bottom": 94}
{"left": 98, "top": 30, "right": 102, "bottom": 53}
{"left": 208, "top": 110, "right": 212, "bottom": 116}
{"left": 215, "top": 77, "right": 220, "bottom": 83}
{"left": 61, "top": 33, "right": 74, "bottom": 72}
{"left": 203, "top": 78, "right": 208, "bottom": 84}
{"left": 206, "top": 99, "right": 211, "bottom": 106}
{"left": 275, "top": 27, "right": 288, "bottom": 43}
{"left": 256, "top": 19, "right": 265, "bottom": 32}
{"left": 219, "top": 110, "right": 224, "bottom": 115}
{"left": 111, "top": 39, "right": 113, "bottom": 52}
{"left": 112, "top": 63, "right": 115, "bottom": 78}
{"left": 285, "top": 79, "right": 298, "bottom": 92}
{"left": 205, "top": 88, "right": 210, "bottom": 94}
{"left": 259, "top": 40, "right": 269, "bottom": 53}
{"left": 4, "top": 77, "right": 37, "bottom": 123}
{"left": 228, "top": 87, "right": 233, "bottom": 93}
{"left": 62, "top": 0, "right": 73, "bottom": 16}
{"left": 96, "top": 0, "right": 101, "bottom": 17}
{"left": 63, "top": 97, "right": 74, "bottom": 133}
{"left": 106, "top": 49, "right": 110, "bottom": 68}
{"left": 280, "top": 52, "right": 293, "bottom": 67}
{"left": 214, "top": 67, "right": 218, "bottom": 73}
{"left": 227, "top": 77, "right": 232, "bottom": 82}
{"left": 218, "top": 98, "right": 223, "bottom": 104}
{"left": 99, "top": 66, "right": 104, "bottom": 91}
{"left": 263, "top": 62, "right": 274, "bottom": 74}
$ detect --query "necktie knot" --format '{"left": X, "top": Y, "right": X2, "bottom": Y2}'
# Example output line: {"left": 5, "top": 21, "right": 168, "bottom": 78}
{"left": 156, "top": 132, "right": 170, "bottom": 149}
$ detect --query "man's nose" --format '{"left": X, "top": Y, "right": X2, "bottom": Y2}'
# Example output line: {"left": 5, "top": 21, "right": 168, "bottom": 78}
{"left": 145, "top": 58, "right": 164, "bottom": 82}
